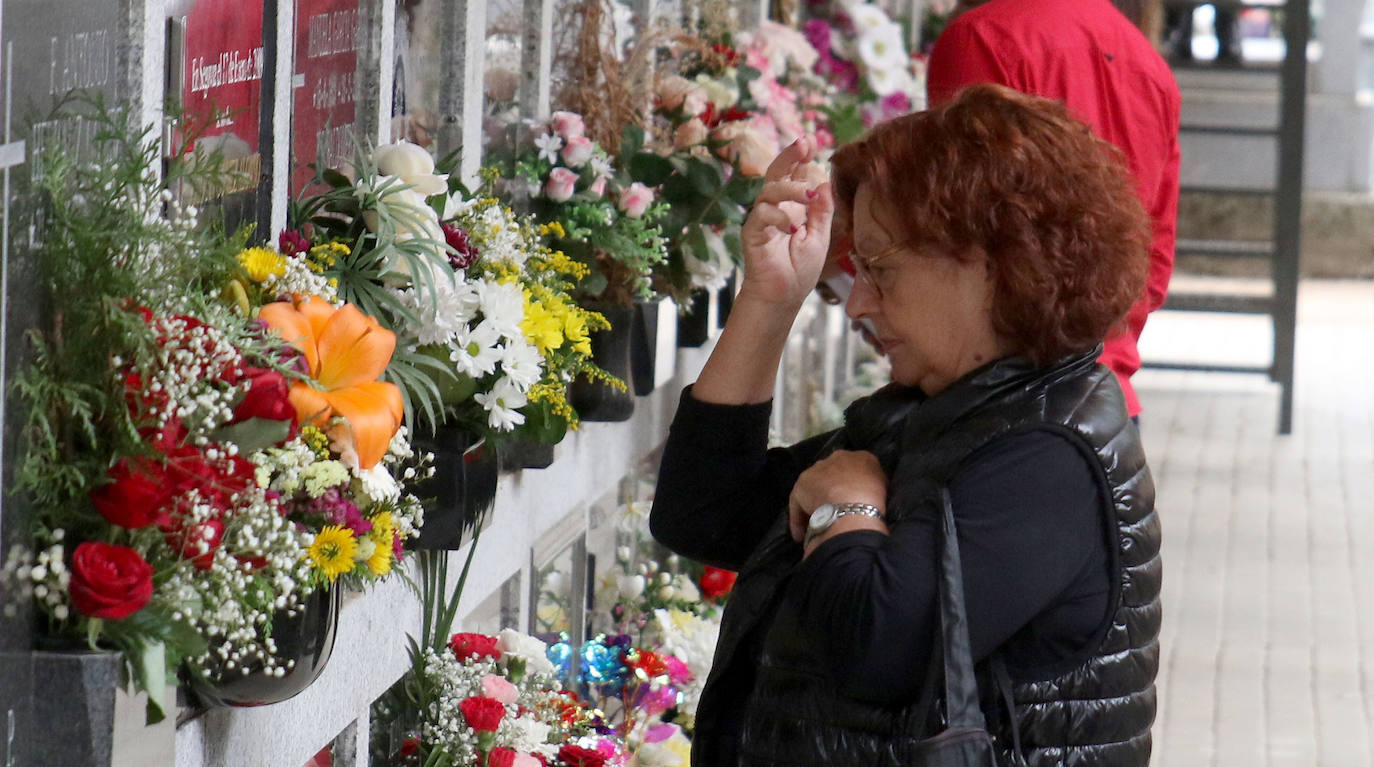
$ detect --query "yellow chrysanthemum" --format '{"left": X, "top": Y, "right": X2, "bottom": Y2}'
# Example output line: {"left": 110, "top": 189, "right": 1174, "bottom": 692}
{"left": 522, "top": 299, "right": 564, "bottom": 353}
{"left": 563, "top": 309, "right": 591, "bottom": 357}
{"left": 309, "top": 525, "right": 358, "bottom": 581}
{"left": 366, "top": 513, "right": 396, "bottom": 576}
{"left": 237, "top": 247, "right": 287, "bottom": 282}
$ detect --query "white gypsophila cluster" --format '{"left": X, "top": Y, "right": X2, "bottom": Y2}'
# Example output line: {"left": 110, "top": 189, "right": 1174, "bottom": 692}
{"left": 394, "top": 271, "right": 481, "bottom": 347}
{"left": 163, "top": 485, "right": 315, "bottom": 682}
{"left": 382, "top": 427, "right": 429, "bottom": 538}
{"left": 651, "top": 608, "right": 722, "bottom": 717}
{"left": 421, "top": 648, "right": 493, "bottom": 762}
{"left": 136, "top": 317, "right": 245, "bottom": 440}
{"left": 268, "top": 258, "right": 339, "bottom": 304}
{"left": 0, "top": 533, "right": 71, "bottom": 620}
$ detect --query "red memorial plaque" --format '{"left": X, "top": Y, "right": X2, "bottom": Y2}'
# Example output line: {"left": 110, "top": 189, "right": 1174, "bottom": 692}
{"left": 291, "top": 0, "right": 359, "bottom": 194}
{"left": 181, "top": 0, "right": 265, "bottom": 195}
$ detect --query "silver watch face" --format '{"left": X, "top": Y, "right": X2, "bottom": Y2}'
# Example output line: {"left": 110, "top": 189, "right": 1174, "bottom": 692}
{"left": 808, "top": 503, "right": 838, "bottom": 534}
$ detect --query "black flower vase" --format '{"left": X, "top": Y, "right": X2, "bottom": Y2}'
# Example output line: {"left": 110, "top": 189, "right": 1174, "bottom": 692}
{"left": 630, "top": 300, "right": 662, "bottom": 396}
{"left": 500, "top": 439, "right": 556, "bottom": 470}
{"left": 411, "top": 428, "right": 499, "bottom": 549}
{"left": 184, "top": 585, "right": 341, "bottom": 707}
{"left": 569, "top": 303, "right": 636, "bottom": 421}
{"left": 677, "top": 289, "right": 713, "bottom": 348}
{"left": 718, "top": 273, "right": 737, "bottom": 329}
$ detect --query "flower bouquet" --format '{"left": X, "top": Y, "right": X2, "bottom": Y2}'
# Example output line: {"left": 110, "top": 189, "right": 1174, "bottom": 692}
{"left": 803, "top": 0, "right": 926, "bottom": 144}
{"left": 625, "top": 29, "right": 825, "bottom": 303}
{"left": 2, "top": 100, "right": 423, "bottom": 718}
{"left": 291, "top": 142, "right": 616, "bottom": 450}
{"left": 499, "top": 110, "right": 670, "bottom": 309}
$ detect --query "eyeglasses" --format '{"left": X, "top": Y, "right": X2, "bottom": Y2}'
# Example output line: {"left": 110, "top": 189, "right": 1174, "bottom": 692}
{"left": 850, "top": 240, "right": 908, "bottom": 299}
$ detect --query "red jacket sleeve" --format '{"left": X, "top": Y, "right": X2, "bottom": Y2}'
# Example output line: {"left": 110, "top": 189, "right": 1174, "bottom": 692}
{"left": 926, "top": 17, "right": 1016, "bottom": 106}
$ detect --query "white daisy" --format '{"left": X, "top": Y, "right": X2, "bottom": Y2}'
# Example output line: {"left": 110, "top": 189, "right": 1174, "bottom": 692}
{"left": 450, "top": 320, "right": 504, "bottom": 378}
{"left": 475, "top": 279, "right": 527, "bottom": 339}
{"left": 500, "top": 340, "right": 544, "bottom": 389}
{"left": 474, "top": 377, "right": 528, "bottom": 431}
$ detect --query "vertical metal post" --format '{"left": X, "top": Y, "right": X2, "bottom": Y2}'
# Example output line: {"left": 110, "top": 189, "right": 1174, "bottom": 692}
{"left": 356, "top": 0, "right": 396, "bottom": 143}
{"left": 1273, "top": 0, "right": 1308, "bottom": 434}
{"left": 439, "top": 0, "right": 486, "bottom": 185}
{"left": 520, "top": 0, "right": 555, "bottom": 121}
{"left": 256, "top": 0, "right": 281, "bottom": 241}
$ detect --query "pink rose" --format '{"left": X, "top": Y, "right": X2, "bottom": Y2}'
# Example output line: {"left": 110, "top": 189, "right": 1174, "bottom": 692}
{"left": 550, "top": 111, "right": 585, "bottom": 140}
{"left": 618, "top": 182, "right": 654, "bottom": 218}
{"left": 544, "top": 167, "right": 578, "bottom": 202}
{"left": 589, "top": 176, "right": 608, "bottom": 197}
{"left": 674, "top": 118, "right": 708, "bottom": 150}
{"left": 657, "top": 75, "right": 708, "bottom": 117}
{"left": 511, "top": 754, "right": 542, "bottom": 767}
{"left": 713, "top": 121, "right": 779, "bottom": 178}
{"left": 481, "top": 673, "right": 519, "bottom": 705}
{"left": 561, "top": 135, "right": 594, "bottom": 168}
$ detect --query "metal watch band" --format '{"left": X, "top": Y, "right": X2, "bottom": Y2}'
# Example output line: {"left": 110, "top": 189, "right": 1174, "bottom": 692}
{"left": 830, "top": 502, "right": 883, "bottom": 520}
{"left": 804, "top": 502, "right": 885, "bottom": 547}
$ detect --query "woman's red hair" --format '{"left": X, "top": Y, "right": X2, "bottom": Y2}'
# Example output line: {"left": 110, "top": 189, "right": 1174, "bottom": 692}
{"left": 831, "top": 84, "right": 1151, "bottom": 366}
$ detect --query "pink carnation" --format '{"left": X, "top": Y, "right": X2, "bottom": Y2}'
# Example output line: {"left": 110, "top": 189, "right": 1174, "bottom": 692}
{"left": 481, "top": 673, "right": 519, "bottom": 705}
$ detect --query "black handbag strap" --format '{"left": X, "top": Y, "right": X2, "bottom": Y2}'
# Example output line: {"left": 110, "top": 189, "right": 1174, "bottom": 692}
{"left": 937, "top": 486, "right": 987, "bottom": 730}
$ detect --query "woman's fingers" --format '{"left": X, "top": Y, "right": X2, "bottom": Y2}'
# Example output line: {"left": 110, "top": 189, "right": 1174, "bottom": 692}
{"left": 743, "top": 202, "right": 803, "bottom": 242}
{"left": 754, "top": 179, "right": 811, "bottom": 208}
{"left": 763, "top": 136, "right": 817, "bottom": 183}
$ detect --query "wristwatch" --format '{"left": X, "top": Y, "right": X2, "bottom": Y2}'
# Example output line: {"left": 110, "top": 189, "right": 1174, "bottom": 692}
{"left": 804, "top": 502, "right": 884, "bottom": 548}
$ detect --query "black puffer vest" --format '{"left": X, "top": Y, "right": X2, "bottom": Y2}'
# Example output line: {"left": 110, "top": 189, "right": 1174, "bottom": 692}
{"left": 691, "top": 351, "right": 1161, "bottom": 767}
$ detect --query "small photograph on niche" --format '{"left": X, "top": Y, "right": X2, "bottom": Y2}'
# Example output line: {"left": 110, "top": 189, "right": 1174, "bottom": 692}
{"left": 168, "top": 0, "right": 268, "bottom": 231}
{"left": 481, "top": 0, "right": 526, "bottom": 165}
{"left": 291, "top": 0, "right": 361, "bottom": 195}
{"left": 391, "top": 0, "right": 442, "bottom": 150}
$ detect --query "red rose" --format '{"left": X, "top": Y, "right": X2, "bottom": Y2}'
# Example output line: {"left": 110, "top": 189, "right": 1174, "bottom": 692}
{"left": 450, "top": 632, "right": 502, "bottom": 663}
{"left": 69, "top": 542, "right": 154, "bottom": 620}
{"left": 459, "top": 696, "right": 506, "bottom": 732}
{"left": 557, "top": 744, "right": 605, "bottom": 767}
{"left": 90, "top": 458, "right": 172, "bottom": 529}
{"left": 485, "top": 747, "right": 517, "bottom": 767}
{"left": 699, "top": 566, "right": 737, "bottom": 600}
{"left": 230, "top": 368, "right": 298, "bottom": 435}
{"left": 398, "top": 737, "right": 420, "bottom": 756}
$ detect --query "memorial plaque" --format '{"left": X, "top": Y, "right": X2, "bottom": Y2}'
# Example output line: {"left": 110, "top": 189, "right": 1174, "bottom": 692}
{"left": 291, "top": 0, "right": 360, "bottom": 193}
{"left": 0, "top": 1, "right": 127, "bottom": 762}
{"left": 171, "top": 0, "right": 267, "bottom": 227}
{"left": 392, "top": 0, "right": 443, "bottom": 149}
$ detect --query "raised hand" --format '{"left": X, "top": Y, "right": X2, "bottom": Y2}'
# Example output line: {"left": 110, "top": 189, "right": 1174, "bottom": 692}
{"left": 738, "top": 136, "right": 834, "bottom": 308}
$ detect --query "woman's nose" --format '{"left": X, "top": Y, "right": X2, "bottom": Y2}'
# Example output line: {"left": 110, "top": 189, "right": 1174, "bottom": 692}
{"left": 846, "top": 274, "right": 878, "bottom": 321}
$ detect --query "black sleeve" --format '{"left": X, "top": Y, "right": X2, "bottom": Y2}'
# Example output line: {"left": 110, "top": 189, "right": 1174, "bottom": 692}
{"left": 650, "top": 386, "right": 837, "bottom": 571}
{"left": 787, "top": 428, "right": 1106, "bottom": 705}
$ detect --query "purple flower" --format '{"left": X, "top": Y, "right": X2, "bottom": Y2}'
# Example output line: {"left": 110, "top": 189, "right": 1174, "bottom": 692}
{"left": 803, "top": 20, "right": 832, "bottom": 56}
{"left": 279, "top": 229, "right": 310, "bottom": 257}
{"left": 881, "top": 91, "right": 913, "bottom": 120}
{"left": 442, "top": 224, "right": 480, "bottom": 270}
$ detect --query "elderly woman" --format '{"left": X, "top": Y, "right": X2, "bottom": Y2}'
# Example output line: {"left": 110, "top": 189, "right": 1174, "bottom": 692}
{"left": 650, "top": 85, "right": 1162, "bottom": 766}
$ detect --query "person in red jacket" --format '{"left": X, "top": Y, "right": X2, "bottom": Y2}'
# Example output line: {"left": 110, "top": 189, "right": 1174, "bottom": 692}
{"left": 925, "top": 0, "right": 1180, "bottom": 418}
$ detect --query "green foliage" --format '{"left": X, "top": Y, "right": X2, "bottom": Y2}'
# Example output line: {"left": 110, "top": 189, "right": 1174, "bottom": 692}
{"left": 10, "top": 95, "right": 252, "bottom": 529}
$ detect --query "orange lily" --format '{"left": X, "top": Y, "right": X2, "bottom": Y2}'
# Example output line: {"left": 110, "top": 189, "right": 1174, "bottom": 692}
{"left": 258, "top": 296, "right": 404, "bottom": 469}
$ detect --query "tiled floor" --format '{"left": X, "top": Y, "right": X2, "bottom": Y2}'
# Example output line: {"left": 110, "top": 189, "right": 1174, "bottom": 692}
{"left": 1135, "top": 279, "right": 1374, "bottom": 766}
